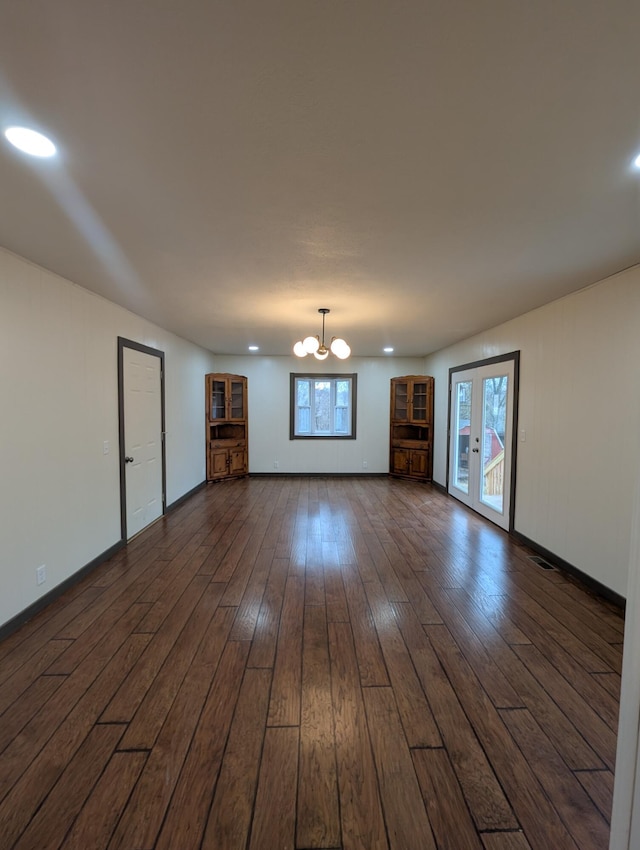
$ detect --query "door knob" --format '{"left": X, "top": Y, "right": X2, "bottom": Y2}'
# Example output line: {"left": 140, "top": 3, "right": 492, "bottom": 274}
{"left": 125, "top": 456, "right": 134, "bottom": 463}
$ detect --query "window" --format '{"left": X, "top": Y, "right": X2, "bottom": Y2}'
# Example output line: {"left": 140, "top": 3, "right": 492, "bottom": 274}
{"left": 290, "top": 374, "right": 357, "bottom": 439}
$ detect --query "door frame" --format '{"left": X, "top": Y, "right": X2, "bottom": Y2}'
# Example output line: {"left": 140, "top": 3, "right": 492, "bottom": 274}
{"left": 446, "top": 351, "right": 520, "bottom": 531}
{"left": 117, "top": 337, "right": 166, "bottom": 541}
{"left": 609, "top": 473, "right": 640, "bottom": 850}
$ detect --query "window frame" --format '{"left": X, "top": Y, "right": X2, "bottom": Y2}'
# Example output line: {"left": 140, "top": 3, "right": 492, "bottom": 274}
{"left": 290, "top": 373, "right": 357, "bottom": 440}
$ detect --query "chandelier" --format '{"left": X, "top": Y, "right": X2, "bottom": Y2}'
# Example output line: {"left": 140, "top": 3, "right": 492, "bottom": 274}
{"left": 293, "top": 308, "right": 351, "bottom": 360}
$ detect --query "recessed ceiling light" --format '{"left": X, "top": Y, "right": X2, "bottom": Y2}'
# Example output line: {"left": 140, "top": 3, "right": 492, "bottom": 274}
{"left": 4, "top": 126, "right": 56, "bottom": 158}
{"left": 633, "top": 152, "right": 640, "bottom": 170}
{"left": 383, "top": 347, "right": 394, "bottom": 353}
{"left": 248, "top": 345, "right": 259, "bottom": 351}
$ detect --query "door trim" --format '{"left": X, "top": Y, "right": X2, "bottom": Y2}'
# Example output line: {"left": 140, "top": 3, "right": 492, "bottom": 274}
{"left": 117, "top": 337, "right": 166, "bottom": 542}
{"left": 446, "top": 351, "right": 520, "bottom": 531}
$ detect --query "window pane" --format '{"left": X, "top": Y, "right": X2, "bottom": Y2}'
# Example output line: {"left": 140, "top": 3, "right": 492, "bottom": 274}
{"left": 336, "top": 380, "right": 349, "bottom": 406}
{"left": 298, "top": 408, "right": 311, "bottom": 433}
{"left": 297, "top": 380, "right": 310, "bottom": 406}
{"left": 313, "top": 381, "right": 331, "bottom": 432}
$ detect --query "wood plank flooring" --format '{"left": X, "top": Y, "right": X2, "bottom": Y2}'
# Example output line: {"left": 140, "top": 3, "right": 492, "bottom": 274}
{"left": 0, "top": 476, "right": 624, "bottom": 849}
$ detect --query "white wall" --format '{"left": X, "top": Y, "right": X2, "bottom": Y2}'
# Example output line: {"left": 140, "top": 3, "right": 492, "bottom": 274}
{"left": 423, "top": 265, "right": 640, "bottom": 597}
{"left": 0, "top": 248, "right": 217, "bottom": 629}
{"left": 213, "top": 355, "right": 425, "bottom": 474}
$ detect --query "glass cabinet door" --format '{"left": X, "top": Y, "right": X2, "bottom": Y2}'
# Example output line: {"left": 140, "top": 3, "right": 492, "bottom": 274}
{"left": 210, "top": 379, "right": 226, "bottom": 421}
{"left": 229, "top": 379, "right": 245, "bottom": 420}
{"left": 392, "top": 381, "right": 409, "bottom": 420}
{"left": 411, "top": 381, "right": 428, "bottom": 423}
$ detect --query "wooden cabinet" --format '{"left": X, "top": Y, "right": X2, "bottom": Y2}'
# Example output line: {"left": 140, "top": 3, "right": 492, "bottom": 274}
{"left": 390, "top": 376, "right": 434, "bottom": 482}
{"left": 205, "top": 373, "right": 248, "bottom": 481}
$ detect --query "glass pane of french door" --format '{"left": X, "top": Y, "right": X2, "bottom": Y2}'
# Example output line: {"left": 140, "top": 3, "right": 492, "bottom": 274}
{"left": 480, "top": 375, "right": 508, "bottom": 513}
{"left": 453, "top": 379, "right": 472, "bottom": 494}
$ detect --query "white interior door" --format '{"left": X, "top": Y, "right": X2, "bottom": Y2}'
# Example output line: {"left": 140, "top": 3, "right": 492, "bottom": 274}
{"left": 123, "top": 346, "right": 163, "bottom": 539}
{"left": 448, "top": 358, "right": 516, "bottom": 531}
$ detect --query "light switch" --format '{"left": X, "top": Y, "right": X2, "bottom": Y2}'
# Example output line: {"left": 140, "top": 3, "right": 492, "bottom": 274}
{"left": 103, "top": 440, "right": 110, "bottom": 455}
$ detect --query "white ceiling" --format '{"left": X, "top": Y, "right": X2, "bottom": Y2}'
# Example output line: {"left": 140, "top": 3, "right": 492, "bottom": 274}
{"left": 1, "top": 1, "right": 639, "bottom": 357}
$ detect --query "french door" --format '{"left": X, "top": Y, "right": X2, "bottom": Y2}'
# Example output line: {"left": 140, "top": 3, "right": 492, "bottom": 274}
{"left": 448, "top": 354, "right": 518, "bottom": 531}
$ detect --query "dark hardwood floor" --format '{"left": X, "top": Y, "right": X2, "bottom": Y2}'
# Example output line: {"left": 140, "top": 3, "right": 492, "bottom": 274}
{"left": 0, "top": 476, "right": 623, "bottom": 849}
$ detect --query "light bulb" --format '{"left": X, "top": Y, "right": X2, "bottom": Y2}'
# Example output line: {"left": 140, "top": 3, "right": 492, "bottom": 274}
{"left": 293, "top": 341, "right": 307, "bottom": 357}
{"left": 303, "top": 335, "right": 320, "bottom": 354}
{"left": 314, "top": 348, "right": 329, "bottom": 360}
{"left": 330, "top": 338, "right": 351, "bottom": 359}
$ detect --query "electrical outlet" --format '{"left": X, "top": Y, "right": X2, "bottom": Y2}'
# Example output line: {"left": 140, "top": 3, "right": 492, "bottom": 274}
{"left": 36, "top": 565, "right": 46, "bottom": 586}
{"left": 362, "top": 460, "right": 368, "bottom": 469}
{"left": 103, "top": 440, "right": 110, "bottom": 455}
{"left": 274, "top": 460, "right": 279, "bottom": 469}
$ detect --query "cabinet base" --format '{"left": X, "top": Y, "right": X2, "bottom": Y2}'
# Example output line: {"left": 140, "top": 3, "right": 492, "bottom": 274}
{"left": 389, "top": 473, "right": 433, "bottom": 483}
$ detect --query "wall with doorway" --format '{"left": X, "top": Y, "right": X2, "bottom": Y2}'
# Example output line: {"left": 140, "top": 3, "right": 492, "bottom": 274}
{"left": 0, "top": 248, "right": 216, "bottom": 629}
{"left": 423, "top": 265, "right": 640, "bottom": 597}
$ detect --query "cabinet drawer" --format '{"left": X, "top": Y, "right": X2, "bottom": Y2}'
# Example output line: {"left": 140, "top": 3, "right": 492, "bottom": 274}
{"left": 209, "top": 439, "right": 245, "bottom": 449}
{"left": 392, "top": 439, "right": 429, "bottom": 450}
